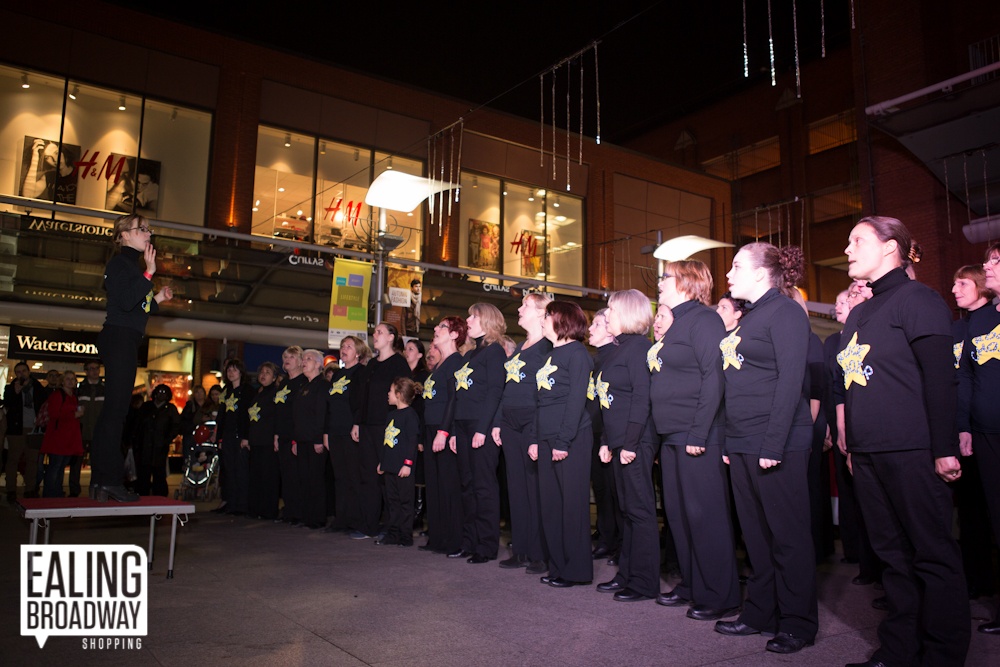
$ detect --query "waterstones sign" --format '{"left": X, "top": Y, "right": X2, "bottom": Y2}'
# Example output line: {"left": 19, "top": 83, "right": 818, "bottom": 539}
{"left": 10, "top": 326, "right": 100, "bottom": 362}
{"left": 23, "top": 215, "right": 113, "bottom": 238}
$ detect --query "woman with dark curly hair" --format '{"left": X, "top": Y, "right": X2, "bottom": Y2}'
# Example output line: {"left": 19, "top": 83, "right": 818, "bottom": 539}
{"left": 714, "top": 243, "right": 817, "bottom": 655}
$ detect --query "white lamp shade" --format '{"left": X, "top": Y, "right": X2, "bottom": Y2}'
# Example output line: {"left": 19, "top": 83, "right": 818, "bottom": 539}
{"left": 365, "top": 170, "right": 455, "bottom": 213}
{"left": 652, "top": 235, "right": 734, "bottom": 261}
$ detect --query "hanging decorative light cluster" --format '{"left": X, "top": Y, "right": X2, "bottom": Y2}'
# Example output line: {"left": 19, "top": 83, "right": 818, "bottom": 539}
{"left": 425, "top": 119, "right": 464, "bottom": 237}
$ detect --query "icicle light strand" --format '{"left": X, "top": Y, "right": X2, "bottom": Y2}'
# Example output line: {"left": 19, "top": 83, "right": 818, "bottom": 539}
{"left": 792, "top": 0, "right": 801, "bottom": 98}
{"left": 540, "top": 75, "right": 545, "bottom": 167}
{"left": 455, "top": 120, "right": 463, "bottom": 205}
{"left": 767, "top": 0, "right": 776, "bottom": 86}
{"left": 566, "top": 58, "right": 571, "bottom": 191}
{"left": 594, "top": 43, "right": 601, "bottom": 145}
{"left": 850, "top": 0, "right": 856, "bottom": 30}
{"left": 742, "top": 0, "right": 749, "bottom": 78}
{"left": 447, "top": 127, "right": 454, "bottom": 217}
{"left": 820, "top": 0, "right": 827, "bottom": 57}
{"left": 552, "top": 67, "right": 557, "bottom": 180}
{"left": 579, "top": 56, "right": 584, "bottom": 164}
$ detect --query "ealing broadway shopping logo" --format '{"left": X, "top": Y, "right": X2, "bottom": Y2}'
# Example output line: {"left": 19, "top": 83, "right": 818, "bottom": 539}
{"left": 21, "top": 545, "right": 148, "bottom": 649}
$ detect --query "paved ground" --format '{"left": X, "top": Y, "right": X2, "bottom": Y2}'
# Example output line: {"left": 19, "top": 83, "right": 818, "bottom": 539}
{"left": 2, "top": 473, "right": 996, "bottom": 666}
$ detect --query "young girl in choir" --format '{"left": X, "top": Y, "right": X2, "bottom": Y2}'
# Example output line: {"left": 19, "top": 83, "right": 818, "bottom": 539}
{"left": 377, "top": 377, "right": 421, "bottom": 547}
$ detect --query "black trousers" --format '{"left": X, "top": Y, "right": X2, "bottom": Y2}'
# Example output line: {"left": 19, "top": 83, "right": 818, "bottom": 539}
{"left": 220, "top": 436, "right": 249, "bottom": 512}
{"left": 355, "top": 424, "right": 384, "bottom": 536}
{"left": 91, "top": 325, "right": 141, "bottom": 487}
{"left": 277, "top": 435, "right": 302, "bottom": 521}
{"left": 852, "top": 449, "right": 969, "bottom": 666}
{"left": 973, "top": 431, "right": 1000, "bottom": 597}
{"left": 500, "top": 406, "right": 545, "bottom": 562}
{"left": 135, "top": 448, "right": 169, "bottom": 497}
{"left": 248, "top": 444, "right": 280, "bottom": 519}
{"left": 808, "top": 441, "right": 834, "bottom": 560}
{"left": 661, "top": 443, "right": 741, "bottom": 609}
{"left": 297, "top": 442, "right": 328, "bottom": 527}
{"left": 954, "top": 451, "right": 994, "bottom": 596}
{"left": 591, "top": 429, "right": 623, "bottom": 552}
{"left": 328, "top": 434, "right": 360, "bottom": 530}
{"left": 385, "top": 471, "right": 415, "bottom": 545}
{"left": 609, "top": 441, "right": 659, "bottom": 597}
{"left": 424, "top": 424, "right": 462, "bottom": 553}
{"left": 455, "top": 419, "right": 500, "bottom": 558}
{"left": 538, "top": 427, "right": 593, "bottom": 583}
{"left": 729, "top": 448, "right": 818, "bottom": 640}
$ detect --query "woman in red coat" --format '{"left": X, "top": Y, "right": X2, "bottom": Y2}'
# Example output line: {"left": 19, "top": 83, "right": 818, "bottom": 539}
{"left": 41, "top": 371, "right": 84, "bottom": 497}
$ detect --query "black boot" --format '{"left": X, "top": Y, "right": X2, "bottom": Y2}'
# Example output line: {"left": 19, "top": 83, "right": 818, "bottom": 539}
{"left": 92, "top": 484, "right": 140, "bottom": 502}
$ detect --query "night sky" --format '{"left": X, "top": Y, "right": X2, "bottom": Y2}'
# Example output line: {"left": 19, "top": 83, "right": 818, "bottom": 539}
{"left": 116, "top": 0, "right": 852, "bottom": 143}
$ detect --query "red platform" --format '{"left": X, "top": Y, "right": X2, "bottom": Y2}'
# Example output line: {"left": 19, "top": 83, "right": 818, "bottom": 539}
{"left": 16, "top": 496, "right": 196, "bottom": 579}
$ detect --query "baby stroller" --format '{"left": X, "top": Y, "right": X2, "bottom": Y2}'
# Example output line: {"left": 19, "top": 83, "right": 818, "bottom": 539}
{"left": 175, "top": 422, "right": 220, "bottom": 501}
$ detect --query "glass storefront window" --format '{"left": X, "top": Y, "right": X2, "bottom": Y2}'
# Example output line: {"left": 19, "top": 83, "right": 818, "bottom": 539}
{"left": 545, "top": 192, "right": 583, "bottom": 285}
{"left": 374, "top": 151, "right": 423, "bottom": 261}
{"left": 138, "top": 100, "right": 211, "bottom": 226}
{"left": 503, "top": 182, "right": 546, "bottom": 278}
{"left": 315, "top": 141, "right": 370, "bottom": 249}
{"left": 458, "top": 172, "right": 501, "bottom": 271}
{"left": 253, "top": 126, "right": 315, "bottom": 241}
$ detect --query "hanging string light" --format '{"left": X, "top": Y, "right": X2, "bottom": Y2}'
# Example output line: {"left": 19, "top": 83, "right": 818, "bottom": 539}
{"left": 552, "top": 66, "right": 557, "bottom": 180}
{"left": 428, "top": 135, "right": 436, "bottom": 234}
{"left": 454, "top": 119, "right": 463, "bottom": 205}
{"left": 742, "top": 0, "right": 749, "bottom": 78}
{"left": 594, "top": 43, "right": 601, "bottom": 145}
{"left": 579, "top": 56, "right": 584, "bottom": 164}
{"left": 540, "top": 74, "right": 545, "bottom": 168}
{"left": 820, "top": 0, "right": 827, "bottom": 57}
{"left": 767, "top": 0, "right": 776, "bottom": 87}
{"left": 566, "top": 58, "right": 572, "bottom": 191}
{"left": 850, "top": 0, "right": 856, "bottom": 30}
{"left": 447, "top": 126, "right": 454, "bottom": 218}
{"left": 438, "top": 134, "right": 446, "bottom": 232}
{"left": 792, "top": 0, "right": 802, "bottom": 98}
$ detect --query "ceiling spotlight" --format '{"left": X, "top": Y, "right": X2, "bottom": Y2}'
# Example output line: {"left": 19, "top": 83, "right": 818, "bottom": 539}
{"left": 283, "top": 134, "right": 291, "bottom": 148}
{"left": 528, "top": 196, "right": 534, "bottom": 202}
{"left": 320, "top": 142, "right": 327, "bottom": 155}
{"left": 69, "top": 85, "right": 79, "bottom": 100}
{"left": 21, "top": 73, "right": 30, "bottom": 89}
{"left": 502, "top": 190, "right": 508, "bottom": 196}
{"left": 118, "top": 96, "right": 126, "bottom": 111}
{"left": 386, "top": 157, "right": 393, "bottom": 170}
{"left": 472, "top": 176, "right": 478, "bottom": 188}
{"left": 277, "top": 187, "right": 285, "bottom": 193}
{"left": 553, "top": 196, "right": 560, "bottom": 208}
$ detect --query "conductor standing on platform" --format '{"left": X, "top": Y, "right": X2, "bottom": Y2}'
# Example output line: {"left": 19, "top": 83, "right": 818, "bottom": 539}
{"left": 90, "top": 214, "right": 173, "bottom": 502}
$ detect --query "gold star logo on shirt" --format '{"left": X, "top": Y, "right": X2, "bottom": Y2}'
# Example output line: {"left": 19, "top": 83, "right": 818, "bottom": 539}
{"left": 505, "top": 353, "right": 527, "bottom": 383}
{"left": 720, "top": 326, "right": 744, "bottom": 371}
{"left": 248, "top": 403, "right": 261, "bottom": 422}
{"left": 455, "top": 363, "right": 474, "bottom": 391}
{"left": 274, "top": 386, "right": 291, "bottom": 404}
{"left": 595, "top": 371, "right": 611, "bottom": 409}
{"left": 536, "top": 356, "right": 558, "bottom": 391}
{"left": 422, "top": 375, "right": 436, "bottom": 400}
{"left": 329, "top": 376, "right": 351, "bottom": 395}
{"left": 972, "top": 323, "right": 1000, "bottom": 365}
{"left": 647, "top": 339, "right": 664, "bottom": 373}
{"left": 224, "top": 392, "right": 238, "bottom": 412}
{"left": 384, "top": 419, "right": 400, "bottom": 448}
{"left": 587, "top": 373, "right": 595, "bottom": 400}
{"left": 142, "top": 290, "right": 153, "bottom": 313}
{"left": 953, "top": 341, "right": 963, "bottom": 369}
{"left": 837, "top": 332, "right": 873, "bottom": 389}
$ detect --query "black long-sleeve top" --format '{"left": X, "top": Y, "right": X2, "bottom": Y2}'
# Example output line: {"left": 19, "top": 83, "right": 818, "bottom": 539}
{"left": 274, "top": 374, "right": 307, "bottom": 439}
{"left": 721, "top": 287, "right": 812, "bottom": 460}
{"left": 423, "top": 350, "right": 464, "bottom": 429}
{"left": 838, "top": 268, "right": 957, "bottom": 458}
{"left": 103, "top": 246, "right": 159, "bottom": 331}
{"left": 451, "top": 337, "right": 506, "bottom": 435}
{"left": 354, "top": 353, "right": 410, "bottom": 426}
{"left": 957, "top": 303, "right": 1000, "bottom": 434}
{"left": 247, "top": 383, "right": 278, "bottom": 447}
{"left": 131, "top": 401, "right": 180, "bottom": 465}
{"left": 649, "top": 300, "right": 725, "bottom": 447}
{"left": 536, "top": 341, "right": 594, "bottom": 451}
{"left": 216, "top": 383, "right": 254, "bottom": 442}
{"left": 597, "top": 333, "right": 651, "bottom": 452}
{"left": 381, "top": 406, "right": 420, "bottom": 474}
{"left": 292, "top": 375, "right": 330, "bottom": 445}
{"left": 493, "top": 338, "right": 553, "bottom": 435}
{"left": 586, "top": 343, "right": 614, "bottom": 435}
{"left": 325, "top": 364, "right": 361, "bottom": 438}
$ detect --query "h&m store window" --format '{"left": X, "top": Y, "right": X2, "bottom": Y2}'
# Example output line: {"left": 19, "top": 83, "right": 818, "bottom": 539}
{"left": 252, "top": 126, "right": 423, "bottom": 260}
{"left": 459, "top": 172, "right": 584, "bottom": 287}
{"left": 0, "top": 64, "right": 212, "bottom": 225}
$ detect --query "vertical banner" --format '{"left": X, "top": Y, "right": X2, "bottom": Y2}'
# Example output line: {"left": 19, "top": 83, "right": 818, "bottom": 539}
{"left": 328, "top": 258, "right": 372, "bottom": 348}
{"left": 386, "top": 268, "right": 423, "bottom": 336}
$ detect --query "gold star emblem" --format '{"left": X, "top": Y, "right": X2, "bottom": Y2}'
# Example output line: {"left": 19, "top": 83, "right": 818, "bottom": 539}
{"left": 953, "top": 341, "right": 963, "bottom": 369}
{"left": 274, "top": 386, "right": 291, "bottom": 404}
{"left": 720, "top": 326, "right": 744, "bottom": 371}
{"left": 224, "top": 392, "right": 238, "bottom": 412}
{"left": 505, "top": 353, "right": 527, "bottom": 383}
{"left": 647, "top": 339, "right": 664, "bottom": 373}
{"left": 454, "top": 363, "right": 473, "bottom": 391}
{"left": 595, "top": 371, "right": 611, "bottom": 409}
{"left": 142, "top": 290, "right": 153, "bottom": 313}
{"left": 248, "top": 403, "right": 261, "bottom": 422}
{"left": 422, "top": 375, "right": 436, "bottom": 400}
{"left": 383, "top": 419, "right": 400, "bottom": 448}
{"left": 329, "top": 376, "right": 351, "bottom": 395}
{"left": 536, "top": 356, "right": 558, "bottom": 390}
{"left": 837, "top": 332, "right": 873, "bottom": 389}
{"left": 587, "top": 373, "right": 595, "bottom": 400}
{"left": 972, "top": 323, "right": 1000, "bottom": 365}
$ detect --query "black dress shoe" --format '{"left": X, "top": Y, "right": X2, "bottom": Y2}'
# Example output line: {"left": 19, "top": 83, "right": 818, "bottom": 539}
{"left": 92, "top": 485, "right": 139, "bottom": 502}
{"left": 606, "top": 552, "right": 619, "bottom": 566}
{"left": 714, "top": 620, "right": 760, "bottom": 636}
{"left": 978, "top": 617, "right": 1000, "bottom": 634}
{"left": 871, "top": 596, "right": 888, "bottom": 611}
{"left": 846, "top": 660, "right": 889, "bottom": 667}
{"left": 596, "top": 579, "right": 624, "bottom": 593}
{"left": 548, "top": 577, "right": 590, "bottom": 588}
{"left": 467, "top": 554, "right": 491, "bottom": 564}
{"left": 525, "top": 560, "right": 548, "bottom": 574}
{"left": 592, "top": 545, "right": 613, "bottom": 560}
{"left": 765, "top": 632, "right": 813, "bottom": 654}
{"left": 613, "top": 588, "right": 654, "bottom": 602}
{"left": 498, "top": 555, "right": 527, "bottom": 569}
{"left": 686, "top": 605, "right": 740, "bottom": 621}
{"left": 656, "top": 590, "right": 690, "bottom": 607}
{"left": 540, "top": 575, "right": 553, "bottom": 585}
{"left": 447, "top": 549, "right": 471, "bottom": 559}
